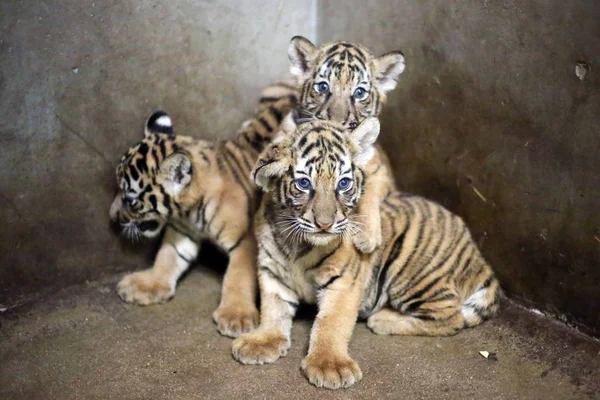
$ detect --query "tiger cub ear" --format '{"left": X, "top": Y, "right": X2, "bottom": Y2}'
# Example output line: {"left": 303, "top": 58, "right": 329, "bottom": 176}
{"left": 349, "top": 117, "right": 380, "bottom": 167}
{"left": 159, "top": 153, "right": 192, "bottom": 196}
{"left": 281, "top": 112, "right": 297, "bottom": 135}
{"left": 373, "top": 51, "right": 405, "bottom": 93}
{"left": 288, "top": 36, "right": 317, "bottom": 79}
{"left": 251, "top": 144, "right": 289, "bottom": 191}
{"left": 145, "top": 110, "right": 174, "bottom": 137}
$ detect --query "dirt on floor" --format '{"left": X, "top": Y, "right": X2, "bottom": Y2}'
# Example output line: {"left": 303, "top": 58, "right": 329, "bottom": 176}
{"left": 1, "top": 268, "right": 599, "bottom": 400}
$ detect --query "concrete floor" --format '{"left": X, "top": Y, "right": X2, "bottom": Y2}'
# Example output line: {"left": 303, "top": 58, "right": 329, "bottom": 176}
{"left": 1, "top": 268, "right": 599, "bottom": 400}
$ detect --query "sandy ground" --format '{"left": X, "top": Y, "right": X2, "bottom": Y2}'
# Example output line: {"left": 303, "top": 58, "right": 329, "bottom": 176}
{"left": 1, "top": 268, "right": 599, "bottom": 400}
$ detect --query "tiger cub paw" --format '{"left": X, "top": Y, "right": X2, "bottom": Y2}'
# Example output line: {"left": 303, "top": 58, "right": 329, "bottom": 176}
{"left": 232, "top": 330, "right": 289, "bottom": 365}
{"left": 352, "top": 222, "right": 382, "bottom": 254}
{"left": 212, "top": 303, "right": 259, "bottom": 338}
{"left": 116, "top": 271, "right": 174, "bottom": 305}
{"left": 301, "top": 352, "right": 363, "bottom": 389}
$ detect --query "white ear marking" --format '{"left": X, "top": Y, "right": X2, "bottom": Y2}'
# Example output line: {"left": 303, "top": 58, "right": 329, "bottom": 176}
{"left": 145, "top": 110, "right": 174, "bottom": 137}
{"left": 289, "top": 66, "right": 303, "bottom": 77}
{"left": 155, "top": 115, "right": 172, "bottom": 127}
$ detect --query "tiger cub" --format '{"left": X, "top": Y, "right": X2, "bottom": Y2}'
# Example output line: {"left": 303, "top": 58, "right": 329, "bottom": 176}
{"left": 279, "top": 36, "right": 406, "bottom": 254}
{"left": 109, "top": 83, "right": 297, "bottom": 337}
{"left": 232, "top": 119, "right": 500, "bottom": 389}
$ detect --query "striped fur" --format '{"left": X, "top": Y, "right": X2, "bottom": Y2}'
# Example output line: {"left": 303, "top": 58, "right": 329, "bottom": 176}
{"left": 282, "top": 36, "right": 406, "bottom": 254}
{"left": 232, "top": 120, "right": 500, "bottom": 389}
{"left": 109, "top": 82, "right": 297, "bottom": 337}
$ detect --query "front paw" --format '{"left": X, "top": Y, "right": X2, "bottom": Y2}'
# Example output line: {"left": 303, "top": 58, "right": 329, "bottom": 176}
{"left": 116, "top": 271, "right": 174, "bottom": 305}
{"left": 301, "top": 352, "right": 363, "bottom": 389}
{"left": 213, "top": 303, "right": 259, "bottom": 338}
{"left": 232, "top": 330, "right": 289, "bottom": 365}
{"left": 352, "top": 226, "right": 381, "bottom": 254}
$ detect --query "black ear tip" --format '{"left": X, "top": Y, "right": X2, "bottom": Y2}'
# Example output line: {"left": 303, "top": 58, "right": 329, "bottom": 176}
{"left": 385, "top": 50, "right": 405, "bottom": 61}
{"left": 290, "top": 35, "right": 314, "bottom": 47}
{"left": 147, "top": 110, "right": 173, "bottom": 135}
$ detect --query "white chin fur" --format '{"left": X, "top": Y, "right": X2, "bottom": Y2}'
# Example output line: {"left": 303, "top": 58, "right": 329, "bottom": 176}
{"left": 141, "top": 228, "right": 162, "bottom": 239}
{"left": 307, "top": 233, "right": 338, "bottom": 246}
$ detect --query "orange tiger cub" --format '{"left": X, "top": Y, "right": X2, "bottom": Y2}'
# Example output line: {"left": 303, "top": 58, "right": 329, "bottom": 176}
{"left": 281, "top": 36, "right": 406, "bottom": 254}
{"left": 232, "top": 118, "right": 500, "bottom": 389}
{"left": 109, "top": 83, "right": 297, "bottom": 337}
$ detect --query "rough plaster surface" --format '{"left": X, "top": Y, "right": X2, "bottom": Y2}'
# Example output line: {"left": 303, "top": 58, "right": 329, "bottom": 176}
{"left": 318, "top": 0, "right": 600, "bottom": 336}
{"left": 1, "top": 271, "right": 599, "bottom": 399}
{"left": 0, "top": 0, "right": 314, "bottom": 302}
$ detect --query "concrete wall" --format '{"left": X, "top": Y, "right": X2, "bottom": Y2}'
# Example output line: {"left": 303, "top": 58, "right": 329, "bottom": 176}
{"left": 318, "top": 0, "right": 600, "bottom": 336}
{"left": 0, "top": 0, "right": 315, "bottom": 302}
{"left": 1, "top": 0, "right": 599, "bottom": 336}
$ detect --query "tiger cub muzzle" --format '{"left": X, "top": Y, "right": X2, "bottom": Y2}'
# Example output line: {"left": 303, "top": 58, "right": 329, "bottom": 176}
{"left": 109, "top": 192, "right": 165, "bottom": 240}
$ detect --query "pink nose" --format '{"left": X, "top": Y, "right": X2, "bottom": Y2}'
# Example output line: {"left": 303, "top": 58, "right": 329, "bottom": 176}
{"left": 315, "top": 220, "right": 333, "bottom": 230}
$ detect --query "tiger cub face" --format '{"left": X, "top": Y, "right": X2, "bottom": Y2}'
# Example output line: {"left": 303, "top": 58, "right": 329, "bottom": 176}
{"left": 252, "top": 118, "right": 380, "bottom": 246}
{"left": 109, "top": 112, "right": 195, "bottom": 239}
{"left": 288, "top": 36, "right": 405, "bottom": 129}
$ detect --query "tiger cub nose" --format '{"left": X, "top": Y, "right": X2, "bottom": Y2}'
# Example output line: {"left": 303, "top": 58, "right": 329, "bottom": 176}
{"left": 348, "top": 121, "right": 358, "bottom": 129}
{"left": 315, "top": 220, "right": 334, "bottom": 231}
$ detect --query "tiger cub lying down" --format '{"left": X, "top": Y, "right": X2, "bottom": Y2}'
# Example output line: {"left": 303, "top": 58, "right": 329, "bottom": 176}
{"left": 109, "top": 83, "right": 297, "bottom": 337}
{"left": 232, "top": 118, "right": 500, "bottom": 389}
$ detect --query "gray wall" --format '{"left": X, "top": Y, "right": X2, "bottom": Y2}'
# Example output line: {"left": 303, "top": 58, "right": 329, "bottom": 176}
{"left": 0, "top": 0, "right": 315, "bottom": 302}
{"left": 319, "top": 0, "right": 600, "bottom": 336}
{"left": 1, "top": 0, "right": 599, "bottom": 336}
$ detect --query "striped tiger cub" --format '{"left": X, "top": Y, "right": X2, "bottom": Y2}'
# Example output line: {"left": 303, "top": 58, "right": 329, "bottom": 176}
{"left": 232, "top": 119, "right": 500, "bottom": 389}
{"left": 280, "top": 36, "right": 406, "bottom": 254}
{"left": 109, "top": 82, "right": 297, "bottom": 337}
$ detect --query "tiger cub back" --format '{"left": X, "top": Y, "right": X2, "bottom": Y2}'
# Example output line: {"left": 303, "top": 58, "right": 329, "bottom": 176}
{"left": 364, "top": 192, "right": 500, "bottom": 335}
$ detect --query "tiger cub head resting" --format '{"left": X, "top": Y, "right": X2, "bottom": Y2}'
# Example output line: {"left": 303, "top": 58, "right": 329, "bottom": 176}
{"left": 252, "top": 118, "right": 380, "bottom": 246}
{"left": 288, "top": 36, "right": 405, "bottom": 129}
{"left": 109, "top": 111, "right": 200, "bottom": 239}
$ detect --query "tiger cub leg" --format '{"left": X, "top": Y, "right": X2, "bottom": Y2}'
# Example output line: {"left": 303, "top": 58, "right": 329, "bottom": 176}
{"left": 212, "top": 232, "right": 260, "bottom": 337}
{"left": 117, "top": 227, "right": 198, "bottom": 305}
{"left": 302, "top": 249, "right": 366, "bottom": 389}
{"left": 352, "top": 156, "right": 388, "bottom": 254}
{"left": 232, "top": 268, "right": 299, "bottom": 364}
{"left": 367, "top": 292, "right": 466, "bottom": 337}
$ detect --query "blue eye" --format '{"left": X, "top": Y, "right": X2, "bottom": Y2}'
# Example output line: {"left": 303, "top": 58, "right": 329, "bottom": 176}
{"left": 296, "top": 178, "right": 312, "bottom": 191}
{"left": 316, "top": 82, "right": 329, "bottom": 94}
{"left": 353, "top": 87, "right": 367, "bottom": 99}
{"left": 337, "top": 178, "right": 352, "bottom": 191}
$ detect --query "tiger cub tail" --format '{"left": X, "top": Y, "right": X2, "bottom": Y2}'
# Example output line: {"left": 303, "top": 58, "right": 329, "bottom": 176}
{"left": 461, "top": 253, "right": 502, "bottom": 327}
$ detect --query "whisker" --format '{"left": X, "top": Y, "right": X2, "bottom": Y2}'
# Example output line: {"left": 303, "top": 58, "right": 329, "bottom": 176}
{"left": 349, "top": 214, "right": 368, "bottom": 222}
{"left": 284, "top": 223, "right": 301, "bottom": 243}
